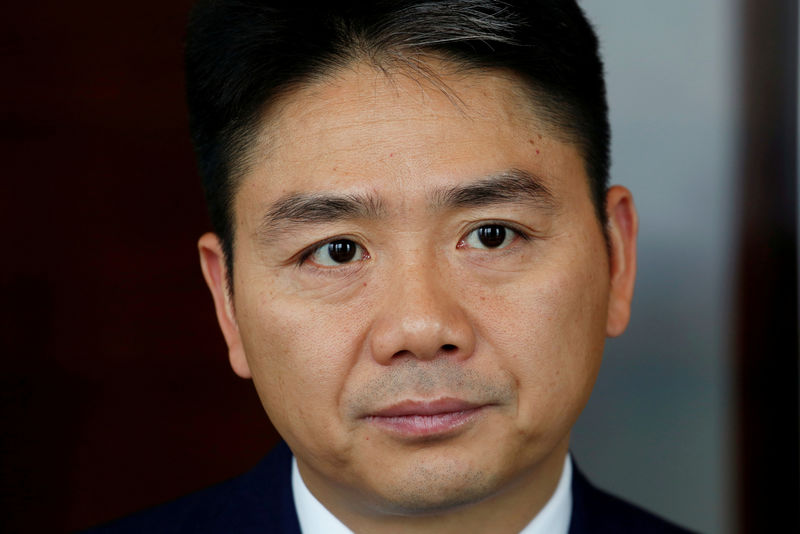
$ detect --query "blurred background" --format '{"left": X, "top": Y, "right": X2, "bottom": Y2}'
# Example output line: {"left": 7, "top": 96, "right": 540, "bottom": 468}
{"left": 573, "top": 1, "right": 737, "bottom": 532}
{"left": 574, "top": 2, "right": 797, "bottom": 534}
{"left": 1, "top": 1, "right": 796, "bottom": 533}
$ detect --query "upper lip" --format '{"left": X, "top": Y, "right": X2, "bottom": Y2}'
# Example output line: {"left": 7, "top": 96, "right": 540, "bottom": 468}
{"left": 368, "top": 397, "right": 483, "bottom": 417}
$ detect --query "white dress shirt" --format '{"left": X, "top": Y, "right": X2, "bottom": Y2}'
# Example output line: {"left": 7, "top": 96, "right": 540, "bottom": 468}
{"left": 292, "top": 453, "right": 572, "bottom": 534}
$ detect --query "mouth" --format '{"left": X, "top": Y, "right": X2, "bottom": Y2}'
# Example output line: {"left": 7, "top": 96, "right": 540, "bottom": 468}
{"left": 364, "top": 398, "right": 488, "bottom": 439}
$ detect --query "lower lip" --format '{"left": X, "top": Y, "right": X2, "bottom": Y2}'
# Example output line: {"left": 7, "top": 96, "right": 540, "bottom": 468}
{"left": 365, "top": 407, "right": 484, "bottom": 438}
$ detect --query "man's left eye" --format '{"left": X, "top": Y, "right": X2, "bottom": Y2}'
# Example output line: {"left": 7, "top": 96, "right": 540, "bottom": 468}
{"left": 463, "top": 224, "right": 517, "bottom": 250}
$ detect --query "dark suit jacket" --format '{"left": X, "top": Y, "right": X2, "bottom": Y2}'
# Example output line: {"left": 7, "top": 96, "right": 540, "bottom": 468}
{"left": 86, "top": 441, "right": 696, "bottom": 533}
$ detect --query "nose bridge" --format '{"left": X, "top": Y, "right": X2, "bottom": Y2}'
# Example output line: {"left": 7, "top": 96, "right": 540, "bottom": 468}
{"left": 369, "top": 250, "right": 475, "bottom": 364}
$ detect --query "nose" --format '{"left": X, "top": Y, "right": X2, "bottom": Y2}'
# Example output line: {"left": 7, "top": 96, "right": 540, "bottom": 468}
{"left": 368, "top": 258, "right": 476, "bottom": 365}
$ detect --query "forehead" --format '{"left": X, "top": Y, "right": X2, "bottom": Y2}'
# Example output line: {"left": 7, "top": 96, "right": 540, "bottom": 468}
{"left": 237, "top": 61, "right": 587, "bottom": 206}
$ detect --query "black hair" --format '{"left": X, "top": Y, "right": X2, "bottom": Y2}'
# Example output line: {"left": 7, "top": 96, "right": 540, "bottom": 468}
{"left": 185, "top": 0, "right": 609, "bottom": 289}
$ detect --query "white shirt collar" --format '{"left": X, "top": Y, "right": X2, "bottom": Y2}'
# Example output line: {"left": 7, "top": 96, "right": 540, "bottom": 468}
{"left": 292, "top": 453, "right": 572, "bottom": 534}
{"left": 518, "top": 453, "right": 572, "bottom": 534}
{"left": 291, "top": 458, "right": 354, "bottom": 534}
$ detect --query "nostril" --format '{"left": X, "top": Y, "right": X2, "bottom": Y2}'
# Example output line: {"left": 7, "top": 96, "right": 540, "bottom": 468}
{"left": 441, "top": 344, "right": 457, "bottom": 352}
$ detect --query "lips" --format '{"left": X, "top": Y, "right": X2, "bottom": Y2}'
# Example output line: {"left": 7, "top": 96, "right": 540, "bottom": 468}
{"left": 365, "top": 398, "right": 486, "bottom": 438}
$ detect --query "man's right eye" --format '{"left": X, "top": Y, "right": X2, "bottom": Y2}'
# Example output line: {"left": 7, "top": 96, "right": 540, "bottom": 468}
{"left": 306, "top": 239, "right": 366, "bottom": 267}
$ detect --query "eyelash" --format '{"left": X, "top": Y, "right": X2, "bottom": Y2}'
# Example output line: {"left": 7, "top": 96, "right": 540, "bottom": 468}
{"left": 296, "top": 222, "right": 531, "bottom": 269}
{"left": 458, "top": 222, "right": 531, "bottom": 250}
{"left": 296, "top": 237, "right": 368, "bottom": 268}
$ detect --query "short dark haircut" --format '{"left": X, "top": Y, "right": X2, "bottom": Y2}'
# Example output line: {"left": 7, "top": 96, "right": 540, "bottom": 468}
{"left": 185, "top": 0, "right": 609, "bottom": 288}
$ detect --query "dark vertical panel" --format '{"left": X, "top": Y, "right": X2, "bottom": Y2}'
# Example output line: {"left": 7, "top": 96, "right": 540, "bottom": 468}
{"left": 736, "top": 0, "right": 799, "bottom": 532}
{"left": 1, "top": 3, "right": 279, "bottom": 532}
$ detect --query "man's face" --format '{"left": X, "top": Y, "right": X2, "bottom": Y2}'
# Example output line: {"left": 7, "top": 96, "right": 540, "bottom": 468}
{"left": 200, "top": 61, "right": 636, "bottom": 520}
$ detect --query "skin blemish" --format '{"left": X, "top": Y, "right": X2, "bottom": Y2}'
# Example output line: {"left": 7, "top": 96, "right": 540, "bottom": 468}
{"left": 536, "top": 150, "right": 540, "bottom": 155}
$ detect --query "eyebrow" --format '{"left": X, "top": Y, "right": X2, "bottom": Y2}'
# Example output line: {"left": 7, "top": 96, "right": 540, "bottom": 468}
{"left": 430, "top": 168, "right": 556, "bottom": 211}
{"left": 258, "top": 191, "right": 386, "bottom": 235}
{"left": 257, "top": 168, "right": 555, "bottom": 236}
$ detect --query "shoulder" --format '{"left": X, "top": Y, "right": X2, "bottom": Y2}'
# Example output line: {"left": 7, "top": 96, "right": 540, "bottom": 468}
{"left": 569, "top": 462, "right": 698, "bottom": 534}
{"left": 82, "top": 442, "right": 300, "bottom": 534}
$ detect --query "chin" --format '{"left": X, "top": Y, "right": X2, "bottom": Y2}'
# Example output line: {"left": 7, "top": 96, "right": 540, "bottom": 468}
{"left": 368, "top": 461, "right": 502, "bottom": 516}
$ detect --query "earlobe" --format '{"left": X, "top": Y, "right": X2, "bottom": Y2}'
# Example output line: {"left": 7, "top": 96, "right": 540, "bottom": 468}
{"left": 198, "top": 233, "right": 252, "bottom": 378}
{"left": 604, "top": 186, "right": 638, "bottom": 337}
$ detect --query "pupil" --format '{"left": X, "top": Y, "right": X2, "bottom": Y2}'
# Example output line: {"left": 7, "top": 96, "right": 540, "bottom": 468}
{"left": 478, "top": 225, "right": 506, "bottom": 248}
{"left": 327, "top": 240, "right": 356, "bottom": 263}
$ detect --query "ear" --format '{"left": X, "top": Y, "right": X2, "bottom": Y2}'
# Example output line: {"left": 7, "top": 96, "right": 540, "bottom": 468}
{"left": 604, "top": 186, "right": 638, "bottom": 337}
{"left": 198, "top": 233, "right": 252, "bottom": 378}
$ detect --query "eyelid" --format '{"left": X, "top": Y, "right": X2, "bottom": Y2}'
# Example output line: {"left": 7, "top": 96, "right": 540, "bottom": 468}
{"left": 458, "top": 221, "right": 532, "bottom": 248}
{"left": 296, "top": 236, "right": 369, "bottom": 268}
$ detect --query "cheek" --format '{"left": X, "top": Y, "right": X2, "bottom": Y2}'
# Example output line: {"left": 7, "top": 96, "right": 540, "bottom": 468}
{"left": 469, "top": 240, "right": 609, "bottom": 429}
{"left": 235, "top": 283, "right": 369, "bottom": 441}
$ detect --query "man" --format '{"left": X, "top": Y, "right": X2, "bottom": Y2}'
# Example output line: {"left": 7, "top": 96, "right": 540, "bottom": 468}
{"left": 91, "top": 1, "right": 694, "bottom": 532}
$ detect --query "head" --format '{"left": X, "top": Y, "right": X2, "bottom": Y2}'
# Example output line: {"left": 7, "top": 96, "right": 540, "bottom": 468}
{"left": 186, "top": 0, "right": 612, "bottom": 287}
{"left": 189, "top": 1, "right": 637, "bottom": 531}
